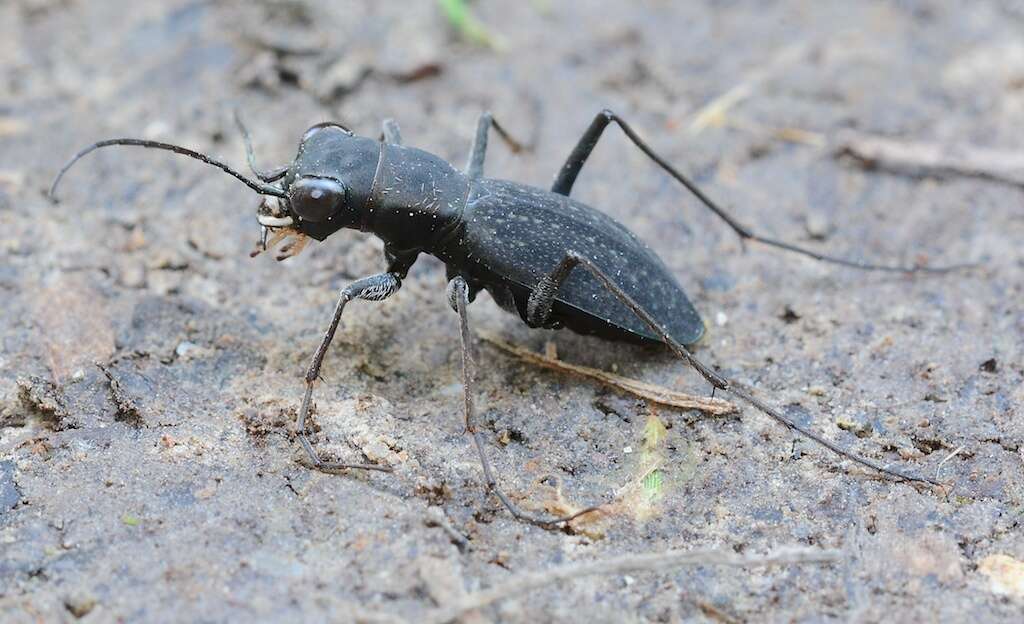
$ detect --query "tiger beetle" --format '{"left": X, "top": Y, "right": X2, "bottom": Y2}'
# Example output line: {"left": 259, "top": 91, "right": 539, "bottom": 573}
{"left": 50, "top": 109, "right": 964, "bottom": 528}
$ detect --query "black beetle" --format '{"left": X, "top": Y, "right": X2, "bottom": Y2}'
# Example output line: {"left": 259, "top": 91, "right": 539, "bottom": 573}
{"left": 51, "top": 110, "right": 958, "bottom": 527}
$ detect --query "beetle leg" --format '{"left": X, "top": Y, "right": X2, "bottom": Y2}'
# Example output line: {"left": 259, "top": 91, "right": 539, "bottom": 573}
{"left": 380, "top": 118, "right": 403, "bottom": 145}
{"left": 448, "top": 275, "right": 602, "bottom": 528}
{"left": 464, "top": 112, "right": 525, "bottom": 180}
{"left": 550, "top": 110, "right": 616, "bottom": 196}
{"left": 297, "top": 272, "right": 402, "bottom": 473}
{"left": 445, "top": 277, "right": 477, "bottom": 435}
{"left": 528, "top": 251, "right": 943, "bottom": 487}
{"left": 552, "top": 110, "right": 969, "bottom": 273}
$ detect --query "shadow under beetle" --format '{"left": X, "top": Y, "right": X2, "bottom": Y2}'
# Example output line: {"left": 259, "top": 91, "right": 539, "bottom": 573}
{"left": 51, "top": 109, "right": 961, "bottom": 527}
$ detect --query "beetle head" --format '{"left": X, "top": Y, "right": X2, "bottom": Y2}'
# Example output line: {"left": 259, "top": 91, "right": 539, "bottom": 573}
{"left": 253, "top": 122, "right": 382, "bottom": 255}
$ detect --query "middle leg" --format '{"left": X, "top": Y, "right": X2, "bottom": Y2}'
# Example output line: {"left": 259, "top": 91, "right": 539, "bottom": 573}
{"left": 464, "top": 112, "right": 526, "bottom": 180}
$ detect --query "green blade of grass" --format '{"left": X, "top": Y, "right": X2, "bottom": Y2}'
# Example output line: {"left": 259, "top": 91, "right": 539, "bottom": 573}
{"left": 438, "top": 0, "right": 496, "bottom": 48}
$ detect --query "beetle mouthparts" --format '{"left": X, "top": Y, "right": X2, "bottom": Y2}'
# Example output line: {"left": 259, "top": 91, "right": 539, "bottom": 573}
{"left": 254, "top": 195, "right": 294, "bottom": 227}
{"left": 249, "top": 226, "right": 309, "bottom": 261}
{"left": 256, "top": 196, "right": 295, "bottom": 228}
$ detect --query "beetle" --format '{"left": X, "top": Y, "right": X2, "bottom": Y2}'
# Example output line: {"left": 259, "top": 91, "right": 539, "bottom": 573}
{"left": 51, "top": 110, "right": 958, "bottom": 527}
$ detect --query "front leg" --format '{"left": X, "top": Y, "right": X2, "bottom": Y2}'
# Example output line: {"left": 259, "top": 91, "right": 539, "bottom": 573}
{"left": 297, "top": 272, "right": 402, "bottom": 472}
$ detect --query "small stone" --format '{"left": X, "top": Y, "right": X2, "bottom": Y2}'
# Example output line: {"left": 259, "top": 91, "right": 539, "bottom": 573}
{"left": 118, "top": 261, "right": 146, "bottom": 289}
{"left": 897, "top": 446, "right": 921, "bottom": 460}
{"left": 715, "top": 311, "right": 728, "bottom": 326}
{"left": 835, "top": 416, "right": 872, "bottom": 438}
{"left": 175, "top": 341, "right": 199, "bottom": 359}
{"left": 979, "top": 554, "right": 1024, "bottom": 597}
{"left": 804, "top": 212, "right": 834, "bottom": 240}
{"left": 147, "top": 270, "right": 183, "bottom": 296}
{"left": 64, "top": 590, "right": 97, "bottom": 618}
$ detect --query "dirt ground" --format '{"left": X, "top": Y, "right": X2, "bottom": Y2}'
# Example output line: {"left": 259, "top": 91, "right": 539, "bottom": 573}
{"left": 2, "top": 1, "right": 1023, "bottom": 622}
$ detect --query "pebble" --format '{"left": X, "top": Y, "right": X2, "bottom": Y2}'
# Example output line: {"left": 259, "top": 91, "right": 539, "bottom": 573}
{"left": 64, "top": 590, "right": 97, "bottom": 618}
{"left": 175, "top": 341, "right": 200, "bottom": 359}
{"left": 804, "top": 212, "right": 834, "bottom": 240}
{"left": 118, "top": 261, "right": 147, "bottom": 289}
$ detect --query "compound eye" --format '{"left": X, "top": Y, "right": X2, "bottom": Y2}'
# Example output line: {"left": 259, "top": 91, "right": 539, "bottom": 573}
{"left": 289, "top": 177, "right": 346, "bottom": 222}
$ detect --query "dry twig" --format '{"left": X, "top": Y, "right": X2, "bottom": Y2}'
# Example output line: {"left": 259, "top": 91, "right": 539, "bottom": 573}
{"left": 478, "top": 332, "right": 738, "bottom": 416}
{"left": 422, "top": 546, "right": 839, "bottom": 624}
{"left": 834, "top": 131, "right": 1024, "bottom": 188}
{"left": 724, "top": 118, "right": 1024, "bottom": 189}
{"left": 935, "top": 445, "right": 965, "bottom": 483}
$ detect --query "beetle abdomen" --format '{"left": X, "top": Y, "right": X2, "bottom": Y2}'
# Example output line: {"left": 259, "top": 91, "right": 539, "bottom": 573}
{"left": 444, "top": 178, "right": 705, "bottom": 345}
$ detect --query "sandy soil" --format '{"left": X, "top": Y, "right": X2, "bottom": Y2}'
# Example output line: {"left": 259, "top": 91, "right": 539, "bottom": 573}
{"left": 1, "top": 1, "right": 1022, "bottom": 622}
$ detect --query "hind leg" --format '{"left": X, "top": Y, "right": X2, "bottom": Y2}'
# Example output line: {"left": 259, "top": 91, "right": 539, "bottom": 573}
{"left": 447, "top": 275, "right": 601, "bottom": 527}
{"left": 464, "top": 112, "right": 526, "bottom": 180}
{"left": 526, "top": 251, "right": 941, "bottom": 486}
